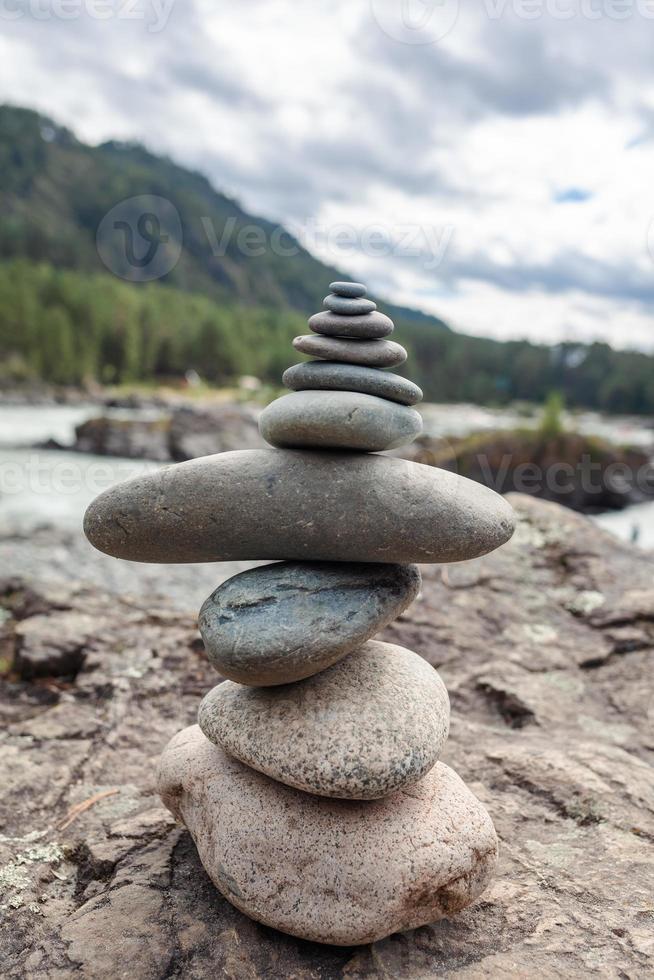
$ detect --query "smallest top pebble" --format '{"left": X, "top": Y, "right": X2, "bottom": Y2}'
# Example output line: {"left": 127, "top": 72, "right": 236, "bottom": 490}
{"left": 329, "top": 281, "right": 367, "bottom": 298}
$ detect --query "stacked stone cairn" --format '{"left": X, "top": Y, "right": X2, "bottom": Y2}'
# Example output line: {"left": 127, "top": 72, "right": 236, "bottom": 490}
{"left": 84, "top": 281, "right": 516, "bottom": 946}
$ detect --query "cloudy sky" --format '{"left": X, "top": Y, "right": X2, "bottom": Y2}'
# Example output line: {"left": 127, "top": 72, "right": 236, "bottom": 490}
{"left": 1, "top": 0, "right": 654, "bottom": 349}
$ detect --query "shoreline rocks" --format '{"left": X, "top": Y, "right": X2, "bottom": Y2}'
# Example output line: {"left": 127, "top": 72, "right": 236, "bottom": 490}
{"left": 4, "top": 495, "right": 654, "bottom": 975}
{"left": 69, "top": 402, "right": 264, "bottom": 461}
{"left": 407, "top": 428, "right": 654, "bottom": 515}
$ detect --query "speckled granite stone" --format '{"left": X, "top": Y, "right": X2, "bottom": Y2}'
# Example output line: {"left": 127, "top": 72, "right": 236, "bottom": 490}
{"left": 158, "top": 724, "right": 498, "bottom": 945}
{"left": 198, "top": 639, "right": 450, "bottom": 798}
{"left": 199, "top": 561, "right": 421, "bottom": 686}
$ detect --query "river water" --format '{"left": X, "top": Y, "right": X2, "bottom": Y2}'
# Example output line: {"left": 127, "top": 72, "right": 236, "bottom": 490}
{"left": 0, "top": 402, "right": 651, "bottom": 603}
{"left": 0, "top": 405, "right": 254, "bottom": 609}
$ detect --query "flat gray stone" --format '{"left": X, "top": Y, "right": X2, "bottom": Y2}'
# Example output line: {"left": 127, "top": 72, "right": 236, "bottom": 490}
{"left": 329, "top": 281, "right": 367, "bottom": 297}
{"left": 259, "top": 390, "right": 422, "bottom": 451}
{"left": 83, "top": 448, "right": 516, "bottom": 564}
{"left": 308, "top": 310, "right": 394, "bottom": 339}
{"left": 158, "top": 725, "right": 499, "bottom": 945}
{"left": 293, "top": 334, "right": 407, "bottom": 368}
{"left": 199, "top": 561, "right": 421, "bottom": 686}
{"left": 199, "top": 639, "right": 450, "bottom": 799}
{"left": 324, "top": 295, "right": 377, "bottom": 316}
{"left": 283, "top": 361, "right": 423, "bottom": 405}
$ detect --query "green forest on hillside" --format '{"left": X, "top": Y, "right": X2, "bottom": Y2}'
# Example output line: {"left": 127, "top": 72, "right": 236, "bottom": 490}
{"left": 0, "top": 260, "right": 305, "bottom": 386}
{"left": 3, "top": 259, "right": 654, "bottom": 413}
{"left": 1, "top": 104, "right": 654, "bottom": 412}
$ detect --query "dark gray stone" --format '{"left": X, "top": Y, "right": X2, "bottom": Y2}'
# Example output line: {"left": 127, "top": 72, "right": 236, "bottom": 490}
{"left": 324, "top": 295, "right": 377, "bottom": 316}
{"left": 83, "top": 448, "right": 516, "bottom": 564}
{"left": 329, "top": 281, "right": 367, "bottom": 297}
{"left": 199, "top": 561, "right": 421, "bottom": 686}
{"left": 197, "top": 640, "right": 450, "bottom": 800}
{"left": 259, "top": 390, "right": 422, "bottom": 452}
{"left": 73, "top": 415, "right": 171, "bottom": 461}
{"left": 308, "top": 310, "right": 394, "bottom": 339}
{"left": 293, "top": 334, "right": 407, "bottom": 368}
{"left": 283, "top": 361, "right": 423, "bottom": 405}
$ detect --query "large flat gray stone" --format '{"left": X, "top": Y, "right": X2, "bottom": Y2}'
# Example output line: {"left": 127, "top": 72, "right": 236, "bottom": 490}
{"left": 259, "top": 390, "right": 422, "bottom": 451}
{"left": 283, "top": 361, "right": 422, "bottom": 405}
{"left": 198, "top": 639, "right": 450, "bottom": 798}
{"left": 83, "top": 449, "right": 516, "bottom": 564}
{"left": 158, "top": 725, "right": 498, "bottom": 945}
{"left": 199, "top": 562, "right": 421, "bottom": 686}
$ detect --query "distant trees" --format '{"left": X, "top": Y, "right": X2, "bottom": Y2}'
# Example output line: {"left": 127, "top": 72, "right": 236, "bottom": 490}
{"left": 403, "top": 328, "right": 654, "bottom": 414}
{"left": 2, "top": 105, "right": 654, "bottom": 413}
{"left": 2, "top": 256, "right": 654, "bottom": 415}
{"left": 0, "top": 259, "right": 306, "bottom": 388}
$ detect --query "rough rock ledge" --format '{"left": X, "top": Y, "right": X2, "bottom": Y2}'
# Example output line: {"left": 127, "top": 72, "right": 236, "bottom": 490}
{"left": 1, "top": 494, "right": 653, "bottom": 978}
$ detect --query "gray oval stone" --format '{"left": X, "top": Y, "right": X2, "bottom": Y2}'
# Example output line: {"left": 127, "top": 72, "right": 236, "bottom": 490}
{"left": 293, "top": 334, "right": 407, "bottom": 368}
{"left": 308, "top": 310, "right": 394, "bottom": 339}
{"left": 259, "top": 390, "right": 422, "bottom": 452}
{"left": 198, "top": 640, "right": 450, "bottom": 799}
{"left": 199, "top": 562, "right": 421, "bottom": 686}
{"left": 283, "top": 361, "right": 423, "bottom": 405}
{"left": 329, "top": 281, "right": 367, "bottom": 298}
{"left": 83, "top": 448, "right": 516, "bottom": 564}
{"left": 324, "top": 295, "right": 376, "bottom": 316}
{"left": 158, "top": 725, "right": 499, "bottom": 945}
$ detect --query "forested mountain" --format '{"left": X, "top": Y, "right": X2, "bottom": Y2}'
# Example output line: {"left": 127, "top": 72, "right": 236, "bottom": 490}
{"left": 1, "top": 103, "right": 654, "bottom": 413}
{"left": 0, "top": 104, "right": 439, "bottom": 326}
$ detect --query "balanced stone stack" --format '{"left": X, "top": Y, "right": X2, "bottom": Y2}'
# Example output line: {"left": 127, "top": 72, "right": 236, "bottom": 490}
{"left": 83, "top": 281, "right": 516, "bottom": 947}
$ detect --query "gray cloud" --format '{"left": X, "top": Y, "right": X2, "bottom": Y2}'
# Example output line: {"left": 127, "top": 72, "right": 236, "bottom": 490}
{"left": 363, "top": 19, "right": 609, "bottom": 122}
{"left": 0, "top": 0, "right": 653, "bottom": 342}
{"left": 166, "top": 60, "right": 271, "bottom": 109}
{"left": 430, "top": 250, "right": 654, "bottom": 306}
